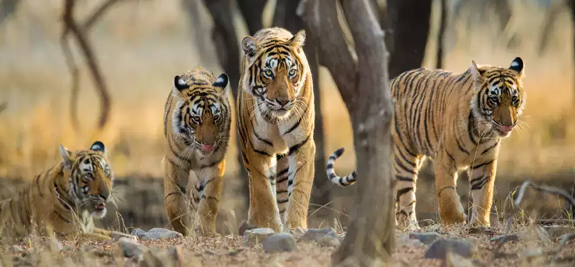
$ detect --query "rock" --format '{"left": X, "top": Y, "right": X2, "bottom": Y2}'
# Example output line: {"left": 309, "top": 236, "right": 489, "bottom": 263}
{"left": 290, "top": 227, "right": 307, "bottom": 239}
{"left": 112, "top": 231, "right": 138, "bottom": 241}
{"left": 409, "top": 232, "right": 443, "bottom": 245}
{"left": 262, "top": 233, "right": 297, "bottom": 253}
{"left": 397, "top": 238, "right": 424, "bottom": 247}
{"left": 522, "top": 247, "right": 543, "bottom": 258}
{"left": 490, "top": 234, "right": 519, "bottom": 242}
{"left": 534, "top": 225, "right": 551, "bottom": 243}
{"left": 241, "top": 228, "right": 275, "bottom": 246}
{"left": 132, "top": 228, "right": 183, "bottom": 241}
{"left": 544, "top": 226, "right": 574, "bottom": 239}
{"left": 118, "top": 237, "right": 146, "bottom": 259}
{"left": 446, "top": 252, "right": 476, "bottom": 267}
{"left": 298, "top": 228, "right": 340, "bottom": 247}
{"left": 425, "top": 239, "right": 476, "bottom": 260}
{"left": 239, "top": 221, "right": 257, "bottom": 236}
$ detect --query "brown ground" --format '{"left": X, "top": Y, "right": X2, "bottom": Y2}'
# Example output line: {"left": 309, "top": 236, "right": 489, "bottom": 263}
{"left": 2, "top": 223, "right": 574, "bottom": 267}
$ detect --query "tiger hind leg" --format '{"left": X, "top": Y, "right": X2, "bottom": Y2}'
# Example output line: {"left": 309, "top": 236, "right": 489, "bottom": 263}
{"left": 192, "top": 160, "right": 225, "bottom": 236}
{"left": 394, "top": 145, "right": 423, "bottom": 231}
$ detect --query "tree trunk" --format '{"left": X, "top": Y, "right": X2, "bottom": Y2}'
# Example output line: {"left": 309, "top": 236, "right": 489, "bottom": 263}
{"left": 387, "top": 0, "right": 432, "bottom": 79}
{"left": 570, "top": 0, "right": 575, "bottom": 103}
{"left": 237, "top": 0, "right": 268, "bottom": 35}
{"left": 201, "top": 0, "right": 249, "bottom": 216}
{"left": 301, "top": 0, "right": 395, "bottom": 265}
{"left": 436, "top": 0, "right": 446, "bottom": 69}
{"left": 273, "top": 0, "right": 330, "bottom": 222}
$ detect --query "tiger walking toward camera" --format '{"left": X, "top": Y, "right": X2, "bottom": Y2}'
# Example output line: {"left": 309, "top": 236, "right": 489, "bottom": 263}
{"left": 163, "top": 67, "right": 231, "bottom": 236}
{"left": 391, "top": 57, "right": 527, "bottom": 230}
{"left": 0, "top": 141, "right": 120, "bottom": 242}
{"left": 237, "top": 27, "right": 355, "bottom": 232}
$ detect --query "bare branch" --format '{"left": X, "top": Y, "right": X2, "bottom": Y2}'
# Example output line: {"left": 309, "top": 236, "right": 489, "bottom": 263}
{"left": 61, "top": 0, "right": 111, "bottom": 129}
{"left": 0, "top": 102, "right": 7, "bottom": 114}
{"left": 83, "top": 0, "right": 123, "bottom": 30}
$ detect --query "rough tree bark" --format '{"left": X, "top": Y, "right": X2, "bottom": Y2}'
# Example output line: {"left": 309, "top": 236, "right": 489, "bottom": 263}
{"left": 61, "top": 0, "right": 114, "bottom": 130}
{"left": 0, "top": 0, "right": 20, "bottom": 25}
{"left": 300, "top": 0, "right": 395, "bottom": 265}
{"left": 273, "top": 0, "right": 330, "bottom": 221}
{"left": 387, "top": 0, "right": 432, "bottom": 79}
{"left": 570, "top": 0, "right": 575, "bottom": 103}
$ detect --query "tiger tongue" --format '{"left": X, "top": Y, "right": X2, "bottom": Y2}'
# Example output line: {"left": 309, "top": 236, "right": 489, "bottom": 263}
{"left": 201, "top": 144, "right": 214, "bottom": 152}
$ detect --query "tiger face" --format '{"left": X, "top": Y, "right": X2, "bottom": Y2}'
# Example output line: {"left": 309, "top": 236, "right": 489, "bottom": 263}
{"left": 470, "top": 57, "right": 526, "bottom": 138}
{"left": 59, "top": 141, "right": 113, "bottom": 219}
{"left": 172, "top": 74, "right": 230, "bottom": 155}
{"left": 241, "top": 29, "right": 307, "bottom": 120}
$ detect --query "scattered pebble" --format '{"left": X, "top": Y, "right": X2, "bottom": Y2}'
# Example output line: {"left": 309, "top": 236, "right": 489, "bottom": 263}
{"left": 425, "top": 239, "right": 476, "bottom": 259}
{"left": 131, "top": 228, "right": 183, "bottom": 241}
{"left": 118, "top": 237, "right": 147, "bottom": 259}
{"left": 490, "top": 234, "right": 519, "bottom": 242}
{"left": 409, "top": 232, "right": 443, "bottom": 245}
{"left": 241, "top": 228, "right": 275, "bottom": 246}
{"left": 298, "top": 228, "right": 339, "bottom": 246}
{"left": 262, "top": 233, "right": 297, "bottom": 253}
{"left": 238, "top": 221, "right": 257, "bottom": 236}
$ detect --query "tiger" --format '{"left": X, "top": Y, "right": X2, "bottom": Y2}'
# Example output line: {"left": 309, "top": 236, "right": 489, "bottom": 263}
{"left": 163, "top": 67, "right": 231, "bottom": 236}
{"left": 238, "top": 27, "right": 355, "bottom": 232}
{"left": 389, "top": 57, "right": 526, "bottom": 230}
{"left": 0, "top": 141, "right": 121, "bottom": 242}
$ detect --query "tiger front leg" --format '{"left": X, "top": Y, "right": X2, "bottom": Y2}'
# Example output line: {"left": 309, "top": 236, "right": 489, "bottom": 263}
{"left": 284, "top": 138, "right": 315, "bottom": 230}
{"left": 244, "top": 151, "right": 283, "bottom": 232}
{"left": 435, "top": 152, "right": 466, "bottom": 225}
{"left": 163, "top": 157, "right": 193, "bottom": 236}
{"left": 192, "top": 160, "right": 225, "bottom": 236}
{"left": 468, "top": 159, "right": 497, "bottom": 226}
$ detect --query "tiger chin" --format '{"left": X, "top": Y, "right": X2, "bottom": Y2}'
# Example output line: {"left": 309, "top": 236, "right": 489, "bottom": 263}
{"left": 163, "top": 67, "right": 231, "bottom": 237}
{"left": 0, "top": 141, "right": 129, "bottom": 242}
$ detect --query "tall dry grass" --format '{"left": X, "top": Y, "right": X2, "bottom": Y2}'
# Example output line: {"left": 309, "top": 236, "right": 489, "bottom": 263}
{"left": 0, "top": 0, "right": 573, "bottom": 182}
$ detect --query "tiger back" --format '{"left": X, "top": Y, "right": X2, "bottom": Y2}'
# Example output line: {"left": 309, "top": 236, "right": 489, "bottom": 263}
{"left": 163, "top": 67, "right": 231, "bottom": 236}
{"left": 0, "top": 141, "right": 118, "bottom": 242}
{"left": 390, "top": 58, "right": 526, "bottom": 230}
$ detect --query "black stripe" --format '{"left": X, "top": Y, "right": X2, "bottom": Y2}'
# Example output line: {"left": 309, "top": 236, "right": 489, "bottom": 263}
{"left": 277, "top": 176, "right": 289, "bottom": 184}
{"left": 395, "top": 176, "right": 414, "bottom": 182}
{"left": 253, "top": 130, "right": 273, "bottom": 147}
{"left": 288, "top": 135, "right": 310, "bottom": 156}
{"left": 438, "top": 186, "right": 455, "bottom": 196}
{"left": 55, "top": 211, "right": 72, "bottom": 224}
{"left": 395, "top": 157, "right": 415, "bottom": 175}
{"left": 456, "top": 136, "right": 470, "bottom": 154}
{"left": 254, "top": 149, "right": 272, "bottom": 157}
{"left": 277, "top": 167, "right": 289, "bottom": 177}
{"left": 34, "top": 174, "right": 43, "bottom": 197}
{"left": 481, "top": 142, "right": 499, "bottom": 155}
{"left": 164, "top": 191, "right": 182, "bottom": 200}
{"left": 467, "top": 113, "right": 478, "bottom": 145}
{"left": 326, "top": 163, "right": 334, "bottom": 169}
{"left": 277, "top": 198, "right": 289, "bottom": 204}
{"left": 282, "top": 106, "right": 307, "bottom": 135}
{"left": 241, "top": 151, "right": 249, "bottom": 165}
{"left": 396, "top": 187, "right": 413, "bottom": 202}
{"left": 471, "top": 159, "right": 495, "bottom": 170}
{"left": 276, "top": 190, "right": 288, "bottom": 194}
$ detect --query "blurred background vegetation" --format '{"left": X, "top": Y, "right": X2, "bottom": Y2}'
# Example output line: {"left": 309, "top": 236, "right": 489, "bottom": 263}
{"left": 0, "top": 0, "right": 574, "bottom": 234}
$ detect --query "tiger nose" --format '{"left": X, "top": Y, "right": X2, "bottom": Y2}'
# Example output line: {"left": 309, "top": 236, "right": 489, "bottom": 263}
{"left": 276, "top": 99, "right": 289, "bottom": 107}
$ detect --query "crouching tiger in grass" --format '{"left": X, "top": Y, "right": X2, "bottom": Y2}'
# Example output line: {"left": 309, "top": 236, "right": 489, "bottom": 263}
{"left": 237, "top": 27, "right": 354, "bottom": 232}
{"left": 390, "top": 57, "right": 527, "bottom": 230}
{"left": 0, "top": 141, "right": 125, "bottom": 242}
{"left": 163, "top": 67, "right": 231, "bottom": 236}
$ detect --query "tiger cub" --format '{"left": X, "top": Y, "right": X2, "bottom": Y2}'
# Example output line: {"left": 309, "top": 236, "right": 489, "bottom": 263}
{"left": 0, "top": 141, "right": 120, "bottom": 241}
{"left": 163, "top": 67, "right": 231, "bottom": 236}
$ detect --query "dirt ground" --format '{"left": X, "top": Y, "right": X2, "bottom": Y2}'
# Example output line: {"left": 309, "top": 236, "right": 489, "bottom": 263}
{"left": 1, "top": 223, "right": 574, "bottom": 267}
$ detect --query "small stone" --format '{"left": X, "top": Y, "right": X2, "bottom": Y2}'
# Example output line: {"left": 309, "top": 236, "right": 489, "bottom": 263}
{"left": 397, "top": 238, "right": 424, "bottom": 247}
{"left": 409, "top": 232, "right": 443, "bottom": 245}
{"left": 112, "top": 231, "right": 138, "bottom": 241}
{"left": 134, "top": 228, "right": 183, "bottom": 241}
{"left": 490, "top": 234, "right": 519, "bottom": 242}
{"left": 522, "top": 247, "right": 543, "bottom": 258}
{"left": 544, "top": 226, "right": 574, "bottom": 239}
{"left": 425, "top": 239, "right": 476, "bottom": 259}
{"left": 290, "top": 227, "right": 307, "bottom": 239}
{"left": 241, "top": 228, "right": 275, "bottom": 246}
{"left": 118, "top": 237, "right": 146, "bottom": 258}
{"left": 239, "top": 221, "right": 257, "bottom": 236}
{"left": 299, "top": 228, "right": 337, "bottom": 243}
{"left": 262, "top": 233, "right": 297, "bottom": 253}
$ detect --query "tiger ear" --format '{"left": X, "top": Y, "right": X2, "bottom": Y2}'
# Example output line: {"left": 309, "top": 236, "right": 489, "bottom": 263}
{"left": 241, "top": 36, "right": 259, "bottom": 57}
{"left": 59, "top": 144, "right": 73, "bottom": 171}
{"left": 172, "top": 75, "right": 189, "bottom": 96}
{"left": 287, "top": 30, "right": 306, "bottom": 48}
{"left": 213, "top": 73, "right": 229, "bottom": 99}
{"left": 509, "top": 57, "right": 524, "bottom": 78}
{"left": 90, "top": 141, "right": 107, "bottom": 157}
{"left": 470, "top": 60, "right": 486, "bottom": 91}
